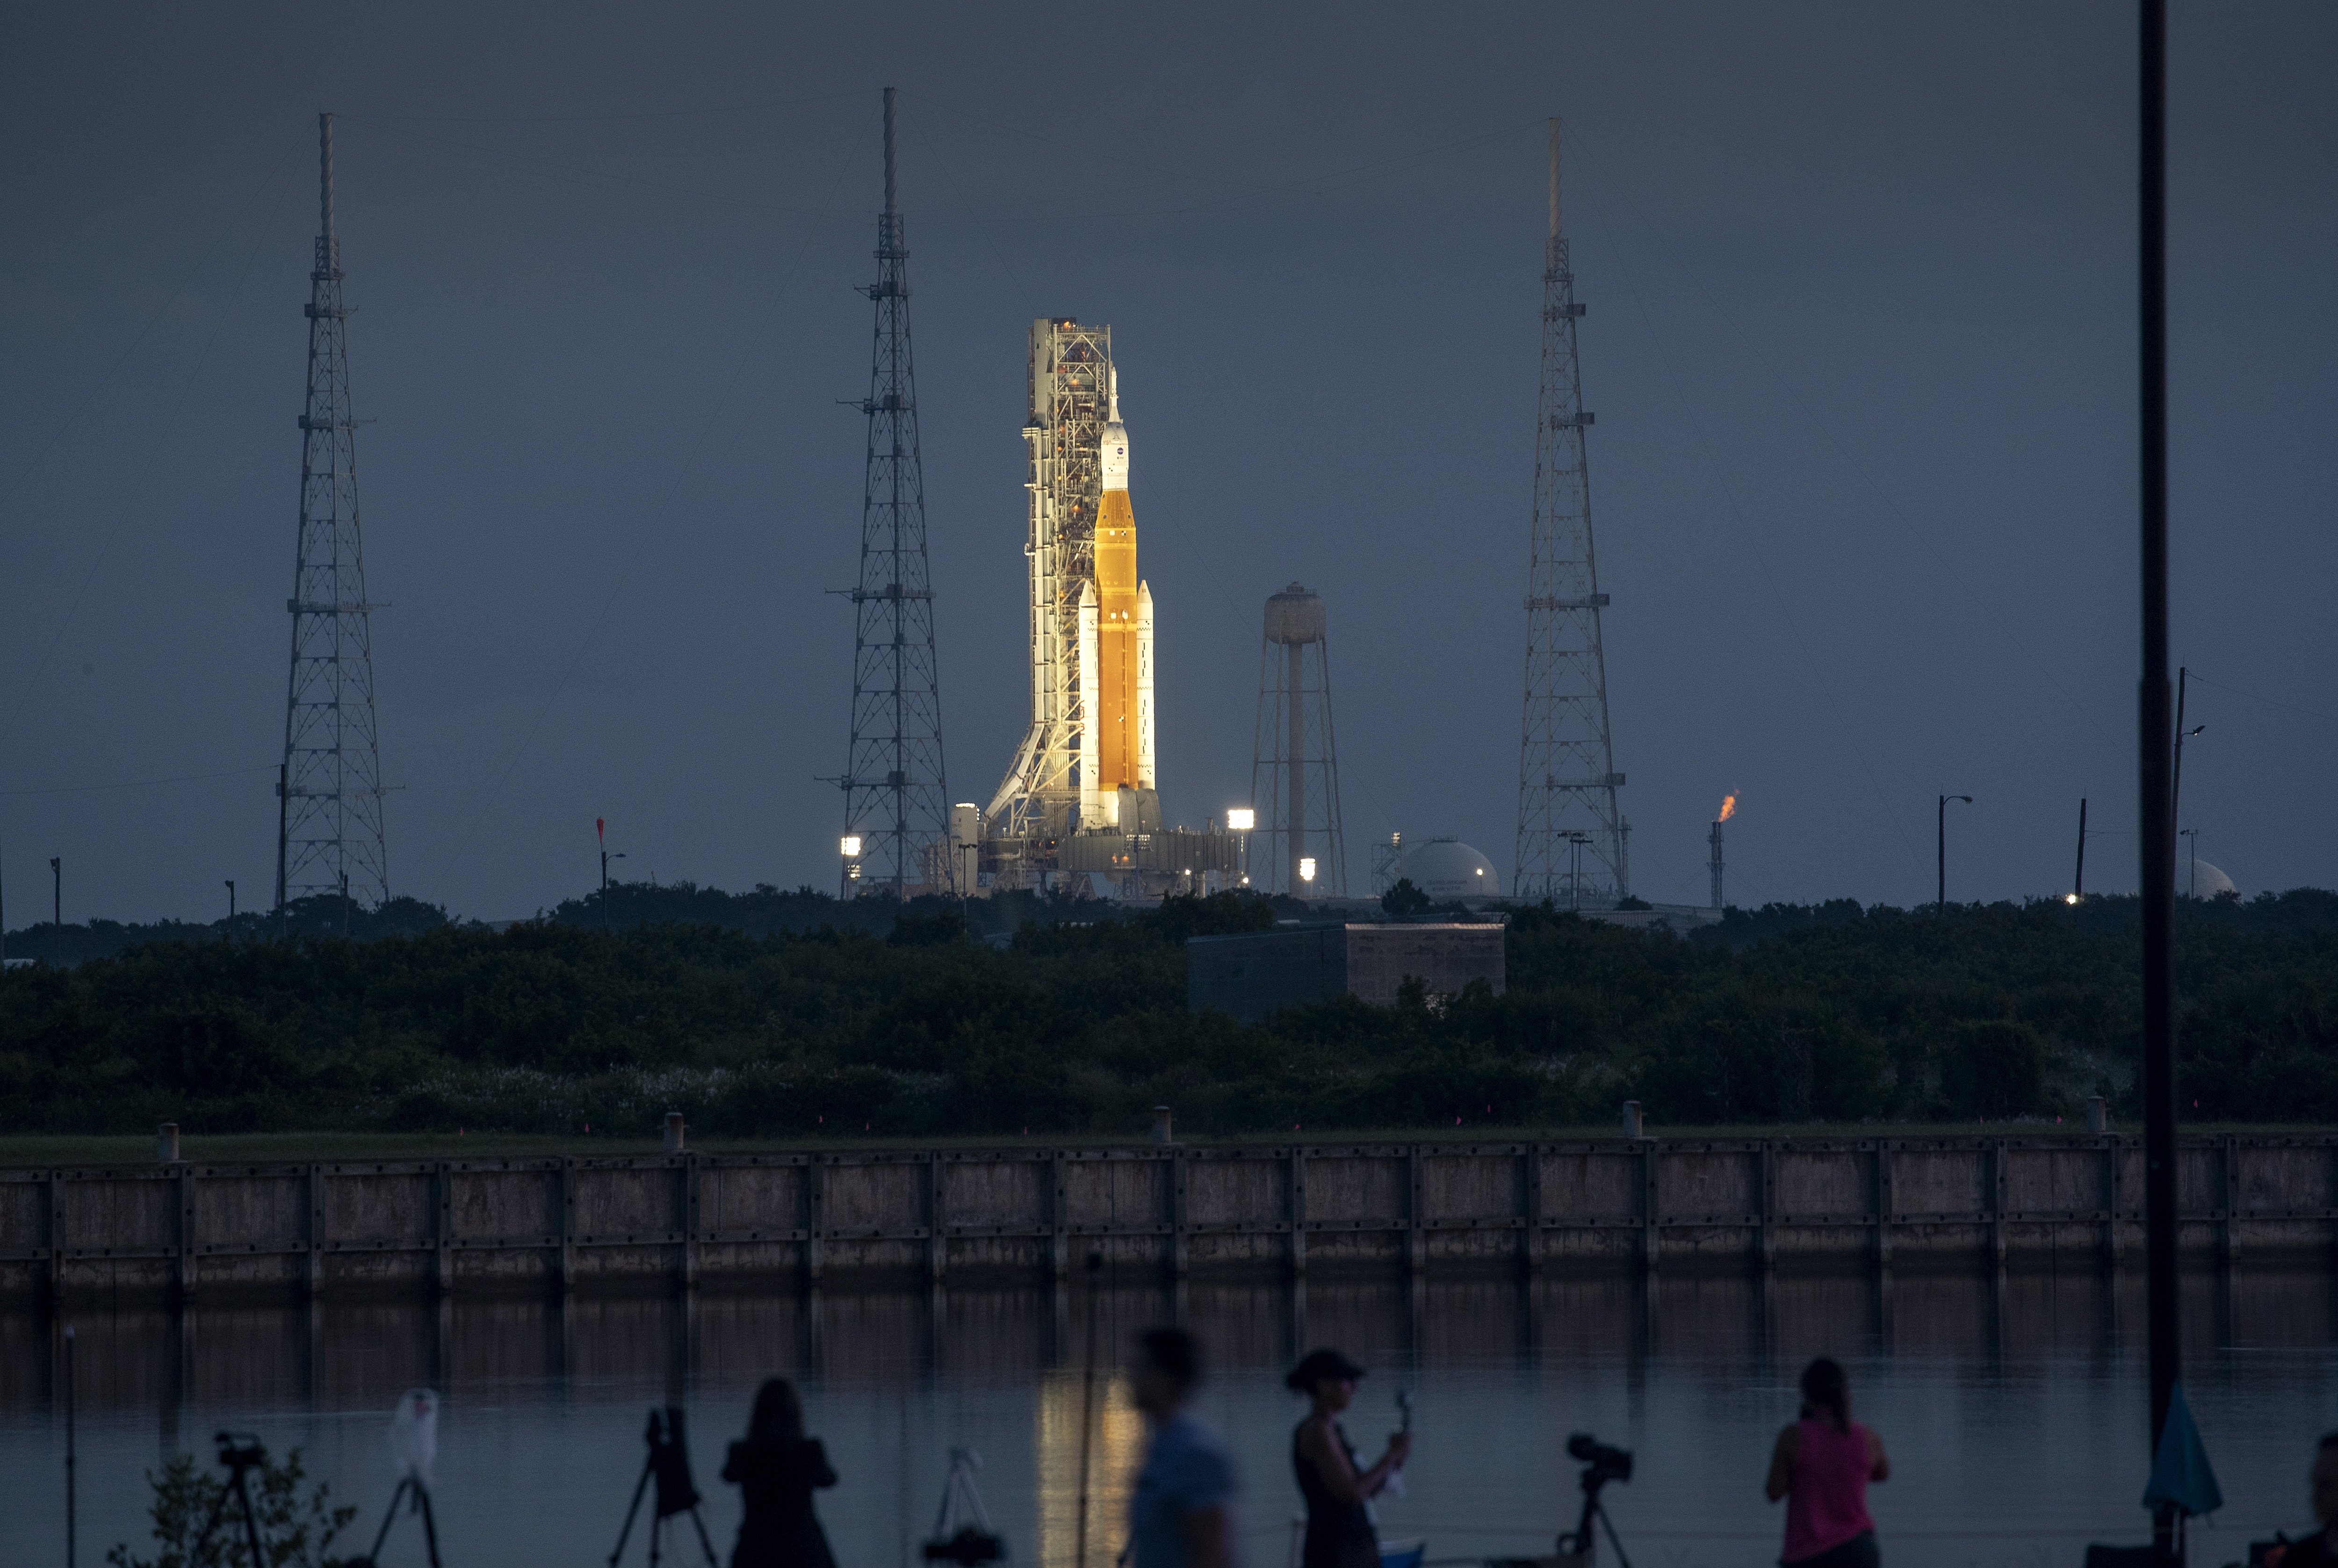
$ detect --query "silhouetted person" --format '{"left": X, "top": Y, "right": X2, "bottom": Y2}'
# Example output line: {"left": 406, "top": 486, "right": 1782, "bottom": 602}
{"left": 2271, "top": 1433, "right": 2338, "bottom": 1568}
{"left": 1766, "top": 1358, "right": 1889, "bottom": 1568}
{"left": 1287, "top": 1348, "right": 1410, "bottom": 1568}
{"left": 1130, "top": 1328, "right": 1238, "bottom": 1568}
{"left": 722, "top": 1378, "right": 837, "bottom": 1568}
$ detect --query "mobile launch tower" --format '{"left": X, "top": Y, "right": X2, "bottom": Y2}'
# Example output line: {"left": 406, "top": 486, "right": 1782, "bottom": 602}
{"left": 982, "top": 320, "right": 1234, "bottom": 896}
{"left": 1514, "top": 118, "right": 1629, "bottom": 906}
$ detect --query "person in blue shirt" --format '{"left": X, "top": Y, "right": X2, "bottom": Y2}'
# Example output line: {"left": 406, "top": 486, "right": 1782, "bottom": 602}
{"left": 1128, "top": 1328, "right": 1239, "bottom": 1568}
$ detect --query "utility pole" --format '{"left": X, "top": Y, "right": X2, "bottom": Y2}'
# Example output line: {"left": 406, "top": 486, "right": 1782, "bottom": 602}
{"left": 51, "top": 856, "right": 60, "bottom": 931}
{"left": 279, "top": 112, "right": 389, "bottom": 917}
{"left": 2137, "top": 4, "right": 2184, "bottom": 1560}
{"left": 225, "top": 881, "right": 236, "bottom": 924}
{"left": 2172, "top": 667, "right": 2204, "bottom": 827}
{"left": 1515, "top": 116, "right": 1627, "bottom": 906}
{"left": 1936, "top": 795, "right": 1971, "bottom": 910}
{"left": 838, "top": 88, "right": 951, "bottom": 900}
{"left": 2074, "top": 798, "right": 2088, "bottom": 900}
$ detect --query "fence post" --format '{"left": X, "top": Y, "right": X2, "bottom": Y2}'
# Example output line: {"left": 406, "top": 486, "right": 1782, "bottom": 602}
{"left": 1520, "top": 1142, "right": 1541, "bottom": 1275}
{"left": 1640, "top": 1139, "right": 1660, "bottom": 1276}
{"left": 1758, "top": 1141, "right": 1777, "bottom": 1271}
{"left": 2105, "top": 1136, "right": 2123, "bottom": 1267}
{"left": 805, "top": 1159, "right": 825, "bottom": 1287}
{"left": 1290, "top": 1147, "right": 1309, "bottom": 1279}
{"left": 307, "top": 1163, "right": 325, "bottom": 1299}
{"left": 2221, "top": 1134, "right": 2241, "bottom": 1265}
{"left": 1050, "top": 1152, "right": 1068, "bottom": 1279}
{"left": 175, "top": 1164, "right": 197, "bottom": 1304}
{"left": 1407, "top": 1145, "right": 1427, "bottom": 1276}
{"left": 434, "top": 1163, "right": 455, "bottom": 1298}
{"left": 1169, "top": 1149, "right": 1188, "bottom": 1279}
{"left": 559, "top": 1157, "right": 578, "bottom": 1294}
{"left": 682, "top": 1153, "right": 701, "bottom": 1294}
{"left": 1875, "top": 1143, "right": 1895, "bottom": 1270}
{"left": 1989, "top": 1141, "right": 2008, "bottom": 1270}
{"left": 928, "top": 1153, "right": 946, "bottom": 1288}
{"left": 47, "top": 1170, "right": 65, "bottom": 1307}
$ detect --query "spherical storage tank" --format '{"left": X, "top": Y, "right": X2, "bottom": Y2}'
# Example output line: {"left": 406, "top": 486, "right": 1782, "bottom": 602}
{"left": 1396, "top": 838, "right": 1501, "bottom": 901}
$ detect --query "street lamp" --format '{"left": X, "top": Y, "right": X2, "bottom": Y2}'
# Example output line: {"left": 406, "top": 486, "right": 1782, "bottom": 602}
{"left": 2179, "top": 827, "right": 2200, "bottom": 899}
{"left": 225, "top": 880, "right": 236, "bottom": 923}
{"left": 596, "top": 818, "right": 627, "bottom": 932}
{"left": 1936, "top": 795, "right": 1972, "bottom": 910}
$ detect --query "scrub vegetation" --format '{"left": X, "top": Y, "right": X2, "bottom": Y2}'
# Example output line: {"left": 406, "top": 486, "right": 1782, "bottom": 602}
{"left": 1, "top": 886, "right": 2333, "bottom": 1139}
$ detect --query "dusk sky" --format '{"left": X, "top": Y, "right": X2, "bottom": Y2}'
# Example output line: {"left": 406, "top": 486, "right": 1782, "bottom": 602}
{"left": 2, "top": 2, "right": 2332, "bottom": 922}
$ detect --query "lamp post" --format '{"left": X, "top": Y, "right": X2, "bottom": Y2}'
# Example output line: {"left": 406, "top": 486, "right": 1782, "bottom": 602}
{"left": 2172, "top": 668, "right": 2205, "bottom": 826}
{"left": 225, "top": 881, "right": 235, "bottom": 923}
{"left": 595, "top": 818, "right": 627, "bottom": 932}
{"left": 2179, "top": 828, "right": 2199, "bottom": 899}
{"left": 1936, "top": 795, "right": 1972, "bottom": 910}
{"left": 1563, "top": 831, "right": 1592, "bottom": 912}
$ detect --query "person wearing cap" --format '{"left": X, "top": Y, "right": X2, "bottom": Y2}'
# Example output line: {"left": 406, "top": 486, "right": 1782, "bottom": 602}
{"left": 1287, "top": 1348, "right": 1411, "bottom": 1568}
{"left": 1130, "top": 1327, "right": 1240, "bottom": 1568}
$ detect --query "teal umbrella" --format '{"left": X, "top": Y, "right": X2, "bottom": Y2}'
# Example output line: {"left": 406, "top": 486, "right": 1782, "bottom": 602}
{"left": 2142, "top": 1382, "right": 2223, "bottom": 1518}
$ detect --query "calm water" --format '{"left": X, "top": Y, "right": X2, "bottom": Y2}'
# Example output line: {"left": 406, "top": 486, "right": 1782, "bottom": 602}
{"left": 5, "top": 1269, "right": 2334, "bottom": 1568}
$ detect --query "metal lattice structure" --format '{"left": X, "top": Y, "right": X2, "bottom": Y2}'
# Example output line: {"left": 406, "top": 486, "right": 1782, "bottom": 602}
{"left": 985, "top": 318, "right": 1113, "bottom": 867}
{"left": 1515, "top": 118, "right": 1627, "bottom": 907}
{"left": 1252, "top": 582, "right": 1346, "bottom": 897}
{"left": 839, "top": 88, "right": 952, "bottom": 898}
{"left": 276, "top": 112, "right": 388, "bottom": 915}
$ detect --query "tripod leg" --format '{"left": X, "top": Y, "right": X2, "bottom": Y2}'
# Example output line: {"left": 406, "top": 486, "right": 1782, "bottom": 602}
{"left": 367, "top": 1478, "right": 410, "bottom": 1564}
{"left": 686, "top": 1505, "right": 721, "bottom": 1568}
{"left": 649, "top": 1513, "right": 664, "bottom": 1568}
{"left": 1594, "top": 1500, "right": 1632, "bottom": 1568}
{"left": 418, "top": 1486, "right": 443, "bottom": 1568}
{"left": 609, "top": 1464, "right": 655, "bottom": 1568}
{"left": 235, "top": 1470, "right": 269, "bottom": 1568}
{"left": 190, "top": 1475, "right": 244, "bottom": 1563}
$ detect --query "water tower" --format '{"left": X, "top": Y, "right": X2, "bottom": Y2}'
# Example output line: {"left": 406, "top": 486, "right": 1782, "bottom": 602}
{"left": 1251, "top": 583, "right": 1346, "bottom": 896}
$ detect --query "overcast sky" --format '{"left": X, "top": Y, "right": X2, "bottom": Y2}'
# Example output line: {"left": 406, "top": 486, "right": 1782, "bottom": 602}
{"left": 1, "top": 2, "right": 2332, "bottom": 923}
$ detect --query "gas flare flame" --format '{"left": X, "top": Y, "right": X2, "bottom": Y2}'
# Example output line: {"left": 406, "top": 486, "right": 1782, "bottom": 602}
{"left": 1716, "top": 793, "right": 1737, "bottom": 824}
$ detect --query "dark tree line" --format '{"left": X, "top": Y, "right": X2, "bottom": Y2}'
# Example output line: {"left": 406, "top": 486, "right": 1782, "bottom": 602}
{"left": 1, "top": 886, "right": 2332, "bottom": 1138}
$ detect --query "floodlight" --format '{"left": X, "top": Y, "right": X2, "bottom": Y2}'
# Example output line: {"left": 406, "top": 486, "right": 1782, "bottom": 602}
{"left": 841, "top": 836, "right": 863, "bottom": 858}
{"left": 1299, "top": 857, "right": 1317, "bottom": 882}
{"left": 1227, "top": 809, "right": 1255, "bottom": 832}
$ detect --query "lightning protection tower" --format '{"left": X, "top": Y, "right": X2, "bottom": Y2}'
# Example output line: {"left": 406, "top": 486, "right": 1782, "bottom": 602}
{"left": 277, "top": 112, "right": 388, "bottom": 919}
{"left": 1252, "top": 583, "right": 1345, "bottom": 896}
{"left": 838, "top": 87, "right": 952, "bottom": 898}
{"left": 1515, "top": 117, "right": 1627, "bottom": 907}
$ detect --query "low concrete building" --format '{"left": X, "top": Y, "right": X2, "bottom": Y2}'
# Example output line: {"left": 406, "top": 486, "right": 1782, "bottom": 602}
{"left": 1186, "top": 922, "right": 1506, "bottom": 1022}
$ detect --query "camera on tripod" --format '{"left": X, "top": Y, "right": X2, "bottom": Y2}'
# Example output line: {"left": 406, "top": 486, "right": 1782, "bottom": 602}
{"left": 214, "top": 1432, "right": 267, "bottom": 1473}
{"left": 1566, "top": 1433, "right": 1633, "bottom": 1487}
{"left": 1552, "top": 1433, "right": 1635, "bottom": 1568}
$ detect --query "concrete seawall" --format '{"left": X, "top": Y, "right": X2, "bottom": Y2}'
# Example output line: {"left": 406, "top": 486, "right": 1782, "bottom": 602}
{"left": 6, "top": 1133, "right": 2332, "bottom": 1305}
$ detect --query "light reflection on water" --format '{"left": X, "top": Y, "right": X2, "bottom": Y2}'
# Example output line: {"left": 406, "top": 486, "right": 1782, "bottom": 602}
{"left": 2, "top": 1269, "right": 2333, "bottom": 1568}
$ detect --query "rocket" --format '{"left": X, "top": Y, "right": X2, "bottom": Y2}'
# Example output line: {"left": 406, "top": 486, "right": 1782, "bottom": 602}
{"left": 1079, "top": 369, "right": 1156, "bottom": 829}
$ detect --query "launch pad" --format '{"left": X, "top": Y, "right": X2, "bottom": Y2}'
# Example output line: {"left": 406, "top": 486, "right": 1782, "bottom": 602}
{"left": 978, "top": 319, "right": 1238, "bottom": 898}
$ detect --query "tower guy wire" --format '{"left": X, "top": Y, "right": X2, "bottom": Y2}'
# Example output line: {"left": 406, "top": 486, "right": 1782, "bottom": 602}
{"left": 277, "top": 112, "right": 389, "bottom": 919}
{"left": 1516, "top": 118, "right": 1627, "bottom": 907}
{"left": 838, "top": 88, "right": 952, "bottom": 898}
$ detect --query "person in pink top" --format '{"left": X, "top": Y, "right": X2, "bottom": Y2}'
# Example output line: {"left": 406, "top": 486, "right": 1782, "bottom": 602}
{"left": 1765, "top": 1358, "right": 1890, "bottom": 1568}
